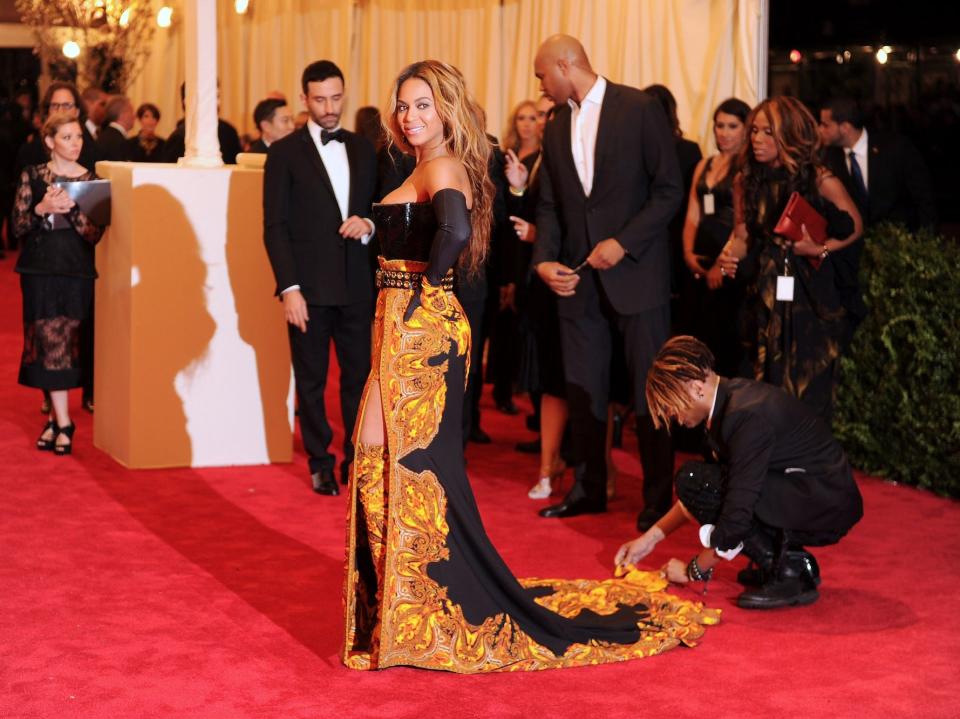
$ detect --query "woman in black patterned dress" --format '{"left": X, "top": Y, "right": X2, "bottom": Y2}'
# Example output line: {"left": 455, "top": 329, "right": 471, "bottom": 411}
{"left": 12, "top": 114, "right": 104, "bottom": 454}
{"left": 718, "top": 97, "right": 862, "bottom": 419}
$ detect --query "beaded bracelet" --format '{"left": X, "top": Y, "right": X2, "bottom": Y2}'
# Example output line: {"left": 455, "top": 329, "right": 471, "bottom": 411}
{"left": 687, "top": 555, "right": 714, "bottom": 590}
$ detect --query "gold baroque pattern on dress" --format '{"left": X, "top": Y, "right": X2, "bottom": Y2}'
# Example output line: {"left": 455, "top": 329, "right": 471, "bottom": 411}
{"left": 371, "top": 463, "right": 720, "bottom": 673}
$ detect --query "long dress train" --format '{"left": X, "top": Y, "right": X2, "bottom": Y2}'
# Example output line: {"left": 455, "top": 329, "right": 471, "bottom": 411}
{"left": 342, "top": 201, "right": 718, "bottom": 673}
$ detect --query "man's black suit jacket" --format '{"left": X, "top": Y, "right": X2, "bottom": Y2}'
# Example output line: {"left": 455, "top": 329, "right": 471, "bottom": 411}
{"left": 533, "top": 82, "right": 683, "bottom": 317}
{"left": 705, "top": 378, "right": 863, "bottom": 552}
{"left": 97, "top": 125, "right": 131, "bottom": 161}
{"left": 263, "top": 126, "right": 377, "bottom": 306}
{"left": 823, "top": 131, "right": 936, "bottom": 230}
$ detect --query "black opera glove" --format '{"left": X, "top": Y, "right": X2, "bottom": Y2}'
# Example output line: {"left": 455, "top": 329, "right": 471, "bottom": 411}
{"left": 404, "top": 188, "right": 472, "bottom": 323}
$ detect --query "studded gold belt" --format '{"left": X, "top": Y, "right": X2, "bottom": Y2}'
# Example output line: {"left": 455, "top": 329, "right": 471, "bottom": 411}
{"left": 376, "top": 268, "right": 455, "bottom": 291}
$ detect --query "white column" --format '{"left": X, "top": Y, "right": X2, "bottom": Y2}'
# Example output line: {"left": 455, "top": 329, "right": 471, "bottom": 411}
{"left": 180, "top": 0, "right": 223, "bottom": 167}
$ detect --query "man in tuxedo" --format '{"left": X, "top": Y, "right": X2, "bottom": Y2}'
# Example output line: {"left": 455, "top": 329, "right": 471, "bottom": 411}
{"left": 97, "top": 95, "right": 134, "bottom": 161}
{"left": 532, "top": 35, "right": 682, "bottom": 526}
{"left": 819, "top": 97, "right": 936, "bottom": 231}
{"left": 616, "top": 336, "right": 863, "bottom": 609}
{"left": 249, "top": 98, "right": 294, "bottom": 154}
{"left": 263, "top": 60, "right": 378, "bottom": 496}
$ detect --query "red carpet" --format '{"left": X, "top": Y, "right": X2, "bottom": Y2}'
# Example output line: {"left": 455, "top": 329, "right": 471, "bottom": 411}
{"left": 2, "top": 251, "right": 958, "bottom": 719}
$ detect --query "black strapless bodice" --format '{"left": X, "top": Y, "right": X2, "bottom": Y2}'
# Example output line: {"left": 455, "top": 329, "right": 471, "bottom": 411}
{"left": 372, "top": 201, "right": 437, "bottom": 262}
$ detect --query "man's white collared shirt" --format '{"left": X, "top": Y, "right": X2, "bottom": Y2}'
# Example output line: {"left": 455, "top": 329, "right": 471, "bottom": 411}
{"left": 567, "top": 75, "right": 607, "bottom": 197}
{"left": 307, "top": 119, "right": 350, "bottom": 221}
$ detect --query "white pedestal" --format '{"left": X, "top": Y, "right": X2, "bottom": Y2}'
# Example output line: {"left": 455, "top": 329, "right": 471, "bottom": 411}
{"left": 93, "top": 162, "right": 293, "bottom": 468}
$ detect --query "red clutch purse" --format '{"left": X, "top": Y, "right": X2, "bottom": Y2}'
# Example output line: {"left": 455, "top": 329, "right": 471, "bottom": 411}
{"left": 774, "top": 191, "right": 828, "bottom": 269}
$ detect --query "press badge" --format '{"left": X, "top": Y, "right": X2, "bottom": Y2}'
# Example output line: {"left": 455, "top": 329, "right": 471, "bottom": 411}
{"left": 776, "top": 275, "right": 795, "bottom": 302}
{"left": 703, "top": 193, "right": 715, "bottom": 215}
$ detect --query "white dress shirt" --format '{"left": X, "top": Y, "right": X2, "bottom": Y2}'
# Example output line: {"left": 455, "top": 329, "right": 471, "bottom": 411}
{"left": 846, "top": 127, "right": 869, "bottom": 192}
{"left": 108, "top": 121, "right": 129, "bottom": 138}
{"left": 567, "top": 75, "right": 607, "bottom": 196}
{"left": 85, "top": 118, "right": 99, "bottom": 140}
{"left": 282, "top": 121, "right": 373, "bottom": 295}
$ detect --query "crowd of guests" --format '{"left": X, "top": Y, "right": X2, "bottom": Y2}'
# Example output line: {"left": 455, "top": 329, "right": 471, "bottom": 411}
{"left": 0, "top": 59, "right": 936, "bottom": 526}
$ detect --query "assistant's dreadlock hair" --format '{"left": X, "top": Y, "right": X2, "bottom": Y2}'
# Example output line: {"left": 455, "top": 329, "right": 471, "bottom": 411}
{"left": 739, "top": 96, "right": 823, "bottom": 233}
{"left": 646, "top": 336, "right": 716, "bottom": 431}
{"left": 383, "top": 60, "right": 493, "bottom": 279}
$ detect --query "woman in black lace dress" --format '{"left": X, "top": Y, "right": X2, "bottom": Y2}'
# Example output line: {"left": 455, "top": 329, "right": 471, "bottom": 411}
{"left": 12, "top": 114, "right": 104, "bottom": 454}
{"left": 719, "top": 97, "right": 863, "bottom": 419}
{"left": 677, "top": 98, "right": 751, "bottom": 377}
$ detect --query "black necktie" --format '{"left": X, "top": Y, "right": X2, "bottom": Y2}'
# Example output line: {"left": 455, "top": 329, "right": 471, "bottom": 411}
{"left": 321, "top": 128, "right": 345, "bottom": 145}
{"left": 847, "top": 150, "right": 868, "bottom": 204}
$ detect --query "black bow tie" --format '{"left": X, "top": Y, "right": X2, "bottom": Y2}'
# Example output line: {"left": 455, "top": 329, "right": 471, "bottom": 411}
{"left": 320, "top": 128, "right": 346, "bottom": 145}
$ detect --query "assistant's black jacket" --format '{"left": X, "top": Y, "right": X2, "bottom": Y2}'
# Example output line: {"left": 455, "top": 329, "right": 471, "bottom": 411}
{"left": 704, "top": 378, "right": 863, "bottom": 551}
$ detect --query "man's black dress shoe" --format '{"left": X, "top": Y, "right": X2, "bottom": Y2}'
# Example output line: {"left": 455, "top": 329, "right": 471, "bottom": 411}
{"left": 311, "top": 469, "right": 339, "bottom": 496}
{"left": 468, "top": 427, "right": 492, "bottom": 444}
{"left": 636, "top": 507, "right": 666, "bottom": 532}
{"left": 539, "top": 498, "right": 606, "bottom": 518}
{"left": 495, "top": 401, "right": 519, "bottom": 415}
{"left": 514, "top": 438, "right": 540, "bottom": 454}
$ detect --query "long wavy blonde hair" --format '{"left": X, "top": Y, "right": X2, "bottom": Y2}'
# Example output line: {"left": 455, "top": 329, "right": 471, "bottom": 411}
{"left": 502, "top": 100, "right": 538, "bottom": 154}
{"left": 384, "top": 60, "right": 493, "bottom": 279}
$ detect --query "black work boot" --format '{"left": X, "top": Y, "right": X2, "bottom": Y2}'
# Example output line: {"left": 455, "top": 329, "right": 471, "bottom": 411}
{"left": 737, "top": 548, "right": 820, "bottom": 609}
{"left": 735, "top": 528, "right": 778, "bottom": 586}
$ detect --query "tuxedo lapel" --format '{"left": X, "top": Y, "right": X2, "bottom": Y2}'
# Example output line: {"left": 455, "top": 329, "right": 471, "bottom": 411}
{"left": 552, "top": 107, "right": 584, "bottom": 200}
{"left": 299, "top": 127, "right": 337, "bottom": 204}
{"left": 344, "top": 133, "right": 359, "bottom": 215}
{"left": 591, "top": 83, "right": 619, "bottom": 195}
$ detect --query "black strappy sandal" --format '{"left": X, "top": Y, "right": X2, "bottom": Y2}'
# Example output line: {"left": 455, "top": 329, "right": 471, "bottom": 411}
{"left": 54, "top": 423, "right": 76, "bottom": 456}
{"left": 37, "top": 420, "right": 59, "bottom": 451}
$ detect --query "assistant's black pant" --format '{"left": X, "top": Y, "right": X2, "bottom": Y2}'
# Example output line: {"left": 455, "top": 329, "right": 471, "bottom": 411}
{"left": 559, "top": 273, "right": 673, "bottom": 509}
{"left": 460, "top": 296, "right": 486, "bottom": 447}
{"left": 289, "top": 301, "right": 372, "bottom": 475}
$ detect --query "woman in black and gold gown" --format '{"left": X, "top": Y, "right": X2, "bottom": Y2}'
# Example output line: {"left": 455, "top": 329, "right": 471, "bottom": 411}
{"left": 342, "top": 60, "right": 717, "bottom": 673}
{"left": 719, "top": 97, "right": 863, "bottom": 420}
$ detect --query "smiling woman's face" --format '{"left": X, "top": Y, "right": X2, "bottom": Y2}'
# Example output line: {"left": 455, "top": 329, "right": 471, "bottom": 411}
{"left": 395, "top": 77, "right": 443, "bottom": 150}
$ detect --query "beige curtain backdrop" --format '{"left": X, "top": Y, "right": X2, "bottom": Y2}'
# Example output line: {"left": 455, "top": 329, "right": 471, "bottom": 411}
{"left": 128, "top": 0, "right": 764, "bottom": 149}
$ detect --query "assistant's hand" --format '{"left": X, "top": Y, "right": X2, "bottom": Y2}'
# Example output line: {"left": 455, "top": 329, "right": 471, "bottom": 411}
{"left": 663, "top": 558, "right": 690, "bottom": 584}
{"left": 339, "top": 215, "right": 372, "bottom": 240}
{"left": 504, "top": 149, "right": 529, "bottom": 190}
{"left": 587, "top": 238, "right": 626, "bottom": 270}
{"left": 283, "top": 289, "right": 309, "bottom": 333}
{"left": 614, "top": 526, "right": 665, "bottom": 566}
{"left": 536, "top": 261, "right": 580, "bottom": 297}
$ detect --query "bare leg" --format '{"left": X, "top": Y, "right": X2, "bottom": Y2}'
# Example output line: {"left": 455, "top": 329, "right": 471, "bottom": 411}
{"left": 530, "top": 393, "right": 568, "bottom": 499}
{"left": 358, "top": 380, "right": 385, "bottom": 447}
{"left": 51, "top": 390, "right": 72, "bottom": 450}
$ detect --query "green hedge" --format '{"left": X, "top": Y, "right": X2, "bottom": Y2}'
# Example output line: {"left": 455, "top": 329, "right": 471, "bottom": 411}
{"left": 835, "top": 223, "right": 960, "bottom": 498}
